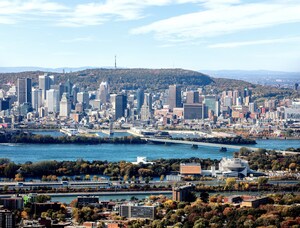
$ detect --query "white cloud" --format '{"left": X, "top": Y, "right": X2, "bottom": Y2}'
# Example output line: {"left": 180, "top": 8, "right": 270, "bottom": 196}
{"left": 60, "top": 36, "right": 95, "bottom": 43}
{"left": 131, "top": 1, "right": 300, "bottom": 43}
{"left": 56, "top": 0, "right": 241, "bottom": 27}
{"left": 208, "top": 37, "right": 300, "bottom": 48}
{"left": 0, "top": 0, "right": 67, "bottom": 24}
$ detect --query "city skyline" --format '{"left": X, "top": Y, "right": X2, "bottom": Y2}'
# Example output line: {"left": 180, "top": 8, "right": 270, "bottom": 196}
{"left": 0, "top": 0, "right": 300, "bottom": 71}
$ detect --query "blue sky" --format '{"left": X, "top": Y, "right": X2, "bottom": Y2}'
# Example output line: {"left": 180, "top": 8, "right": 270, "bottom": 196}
{"left": 0, "top": 0, "right": 300, "bottom": 71}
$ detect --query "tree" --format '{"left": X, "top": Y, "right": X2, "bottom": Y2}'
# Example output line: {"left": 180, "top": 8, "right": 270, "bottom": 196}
{"left": 224, "top": 178, "right": 236, "bottom": 190}
{"left": 14, "top": 173, "right": 24, "bottom": 182}
{"left": 257, "top": 177, "right": 268, "bottom": 187}
{"left": 289, "top": 162, "right": 297, "bottom": 171}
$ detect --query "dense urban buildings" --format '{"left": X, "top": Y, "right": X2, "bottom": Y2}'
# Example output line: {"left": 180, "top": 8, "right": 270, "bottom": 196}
{"left": 0, "top": 73, "right": 299, "bottom": 140}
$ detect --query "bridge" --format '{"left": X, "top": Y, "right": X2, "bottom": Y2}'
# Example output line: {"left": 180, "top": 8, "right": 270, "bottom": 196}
{"left": 143, "top": 138, "right": 299, "bottom": 155}
{"left": 143, "top": 137, "right": 257, "bottom": 150}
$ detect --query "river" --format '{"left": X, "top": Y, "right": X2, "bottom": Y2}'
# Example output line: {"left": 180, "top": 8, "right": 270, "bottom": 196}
{"left": 0, "top": 138, "right": 299, "bottom": 164}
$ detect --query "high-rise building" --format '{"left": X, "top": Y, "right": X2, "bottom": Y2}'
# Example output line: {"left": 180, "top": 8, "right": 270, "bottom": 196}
{"left": 224, "top": 96, "right": 233, "bottom": 107}
{"left": 77, "top": 92, "right": 89, "bottom": 109}
{"left": 140, "top": 93, "right": 152, "bottom": 121}
{"left": 72, "top": 85, "right": 79, "bottom": 106}
{"left": 49, "top": 75, "right": 56, "bottom": 86}
{"left": 186, "top": 91, "right": 199, "bottom": 104}
{"left": 39, "top": 74, "right": 51, "bottom": 100}
{"left": 115, "top": 94, "right": 127, "bottom": 120}
{"left": 98, "top": 81, "right": 109, "bottom": 104}
{"left": 233, "top": 90, "right": 239, "bottom": 106}
{"left": 32, "top": 88, "right": 43, "bottom": 110}
{"left": 183, "top": 104, "right": 205, "bottom": 119}
{"left": 249, "top": 102, "right": 257, "bottom": 113}
{"left": 204, "top": 95, "right": 216, "bottom": 113}
{"left": 64, "top": 79, "right": 73, "bottom": 96}
{"left": 120, "top": 205, "right": 156, "bottom": 219}
{"left": 59, "top": 92, "right": 71, "bottom": 117}
{"left": 46, "top": 89, "right": 60, "bottom": 113}
{"left": 243, "top": 87, "right": 252, "bottom": 98}
{"left": 168, "top": 85, "right": 181, "bottom": 110}
{"left": 17, "top": 78, "right": 32, "bottom": 105}
{"left": 136, "top": 88, "right": 144, "bottom": 113}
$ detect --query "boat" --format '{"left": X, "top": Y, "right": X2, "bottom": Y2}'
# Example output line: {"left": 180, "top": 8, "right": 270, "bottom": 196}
{"left": 219, "top": 147, "right": 227, "bottom": 152}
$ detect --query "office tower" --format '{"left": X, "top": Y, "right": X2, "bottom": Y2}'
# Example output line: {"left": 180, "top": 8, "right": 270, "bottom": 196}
{"left": 236, "top": 97, "right": 242, "bottom": 106}
{"left": 17, "top": 78, "right": 32, "bottom": 105}
{"left": 64, "top": 79, "right": 73, "bottom": 96}
{"left": 46, "top": 89, "right": 60, "bottom": 113}
{"left": 224, "top": 96, "right": 233, "bottom": 107}
{"left": 168, "top": 85, "right": 182, "bottom": 110}
{"left": 77, "top": 92, "right": 89, "bottom": 109}
{"left": 249, "top": 102, "right": 257, "bottom": 113}
{"left": 140, "top": 93, "right": 152, "bottom": 121}
{"left": 204, "top": 95, "right": 216, "bottom": 113}
{"left": 72, "top": 84, "right": 79, "bottom": 107}
{"left": 186, "top": 91, "right": 199, "bottom": 104}
{"left": 183, "top": 104, "right": 204, "bottom": 119}
{"left": 98, "top": 81, "right": 109, "bottom": 103}
{"left": 295, "top": 83, "right": 299, "bottom": 91}
{"left": 243, "top": 87, "right": 252, "bottom": 98}
{"left": 233, "top": 90, "right": 239, "bottom": 106}
{"left": 32, "top": 88, "right": 43, "bottom": 110}
{"left": 215, "top": 100, "right": 220, "bottom": 117}
{"left": 39, "top": 74, "right": 51, "bottom": 100}
{"left": 136, "top": 88, "right": 144, "bottom": 113}
{"left": 49, "top": 75, "right": 56, "bottom": 86}
{"left": 115, "top": 94, "right": 127, "bottom": 120}
{"left": 59, "top": 92, "right": 71, "bottom": 117}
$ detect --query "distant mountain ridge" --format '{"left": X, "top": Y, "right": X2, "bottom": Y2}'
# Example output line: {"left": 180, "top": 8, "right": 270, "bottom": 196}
{"left": 0, "top": 66, "right": 99, "bottom": 73}
{"left": 202, "top": 70, "right": 300, "bottom": 80}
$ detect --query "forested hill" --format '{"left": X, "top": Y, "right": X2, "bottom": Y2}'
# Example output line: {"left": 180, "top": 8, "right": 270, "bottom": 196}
{"left": 0, "top": 68, "right": 213, "bottom": 92}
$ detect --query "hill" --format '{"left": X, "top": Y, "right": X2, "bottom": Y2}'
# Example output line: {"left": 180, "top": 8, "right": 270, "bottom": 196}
{"left": 0, "top": 68, "right": 295, "bottom": 99}
{"left": 0, "top": 68, "right": 213, "bottom": 91}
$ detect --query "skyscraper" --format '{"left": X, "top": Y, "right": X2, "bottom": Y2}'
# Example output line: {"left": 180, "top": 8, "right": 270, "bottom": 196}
{"left": 77, "top": 92, "right": 89, "bottom": 109}
{"left": 204, "top": 95, "right": 217, "bottom": 114}
{"left": 59, "top": 92, "right": 71, "bottom": 117}
{"left": 136, "top": 88, "right": 144, "bottom": 113}
{"left": 140, "top": 93, "right": 152, "bottom": 121}
{"left": 17, "top": 78, "right": 32, "bottom": 105}
{"left": 186, "top": 91, "right": 199, "bottom": 104}
{"left": 98, "top": 81, "right": 109, "bottom": 103}
{"left": 115, "top": 94, "right": 127, "bottom": 120}
{"left": 32, "top": 88, "right": 43, "bottom": 110}
{"left": 39, "top": 74, "right": 51, "bottom": 100}
{"left": 46, "top": 89, "right": 60, "bottom": 113}
{"left": 168, "top": 85, "right": 181, "bottom": 110}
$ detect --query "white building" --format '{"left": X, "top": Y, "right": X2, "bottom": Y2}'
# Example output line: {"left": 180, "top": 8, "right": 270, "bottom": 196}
{"left": 77, "top": 92, "right": 89, "bottom": 109}
{"left": 32, "top": 88, "right": 43, "bottom": 110}
{"left": 59, "top": 92, "right": 71, "bottom": 117}
{"left": 46, "top": 89, "right": 60, "bottom": 113}
{"left": 98, "top": 81, "right": 109, "bottom": 104}
{"left": 132, "top": 157, "right": 154, "bottom": 165}
{"left": 219, "top": 157, "right": 250, "bottom": 177}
